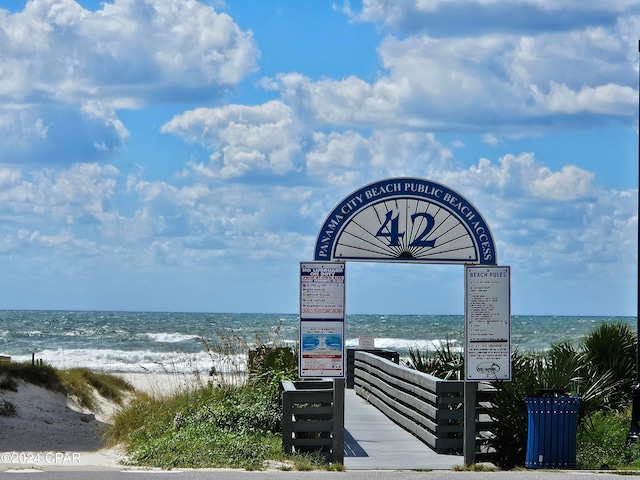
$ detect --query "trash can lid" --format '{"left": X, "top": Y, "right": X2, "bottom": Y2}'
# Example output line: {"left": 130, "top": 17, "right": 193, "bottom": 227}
{"left": 536, "top": 388, "right": 568, "bottom": 397}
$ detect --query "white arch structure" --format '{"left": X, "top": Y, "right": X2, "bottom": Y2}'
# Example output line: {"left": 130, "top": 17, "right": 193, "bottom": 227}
{"left": 311, "top": 177, "right": 506, "bottom": 466}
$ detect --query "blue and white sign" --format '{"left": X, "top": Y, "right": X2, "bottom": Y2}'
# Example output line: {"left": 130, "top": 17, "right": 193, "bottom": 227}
{"left": 299, "top": 322, "right": 344, "bottom": 378}
{"left": 314, "top": 177, "right": 497, "bottom": 265}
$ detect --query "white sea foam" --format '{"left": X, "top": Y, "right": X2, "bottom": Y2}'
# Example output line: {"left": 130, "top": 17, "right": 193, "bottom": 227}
{"left": 345, "top": 337, "right": 462, "bottom": 352}
{"left": 146, "top": 332, "right": 202, "bottom": 343}
{"left": 12, "top": 348, "right": 246, "bottom": 374}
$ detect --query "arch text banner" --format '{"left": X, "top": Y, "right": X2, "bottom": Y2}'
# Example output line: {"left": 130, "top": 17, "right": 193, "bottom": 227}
{"left": 314, "top": 177, "right": 497, "bottom": 265}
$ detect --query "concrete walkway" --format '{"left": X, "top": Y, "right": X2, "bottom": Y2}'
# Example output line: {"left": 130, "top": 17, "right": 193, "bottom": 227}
{"left": 343, "top": 388, "right": 464, "bottom": 470}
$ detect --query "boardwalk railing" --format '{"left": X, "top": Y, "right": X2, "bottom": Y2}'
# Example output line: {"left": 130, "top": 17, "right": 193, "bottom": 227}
{"left": 353, "top": 351, "right": 468, "bottom": 454}
{"left": 281, "top": 379, "right": 345, "bottom": 464}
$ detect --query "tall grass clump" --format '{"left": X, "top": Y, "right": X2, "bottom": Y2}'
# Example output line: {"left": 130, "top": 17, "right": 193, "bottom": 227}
{"left": 58, "top": 368, "right": 135, "bottom": 409}
{"left": 0, "top": 362, "right": 134, "bottom": 410}
{"left": 109, "top": 381, "right": 284, "bottom": 469}
{"left": 108, "top": 327, "right": 315, "bottom": 470}
{"left": 0, "top": 399, "right": 17, "bottom": 416}
{"left": 0, "top": 361, "right": 63, "bottom": 392}
{"left": 201, "top": 321, "right": 297, "bottom": 385}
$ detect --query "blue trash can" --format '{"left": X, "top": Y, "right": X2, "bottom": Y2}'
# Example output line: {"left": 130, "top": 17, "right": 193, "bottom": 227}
{"left": 525, "top": 389, "right": 581, "bottom": 469}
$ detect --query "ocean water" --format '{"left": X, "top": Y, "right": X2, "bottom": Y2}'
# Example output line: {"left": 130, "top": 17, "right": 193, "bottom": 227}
{"left": 0, "top": 310, "right": 636, "bottom": 374}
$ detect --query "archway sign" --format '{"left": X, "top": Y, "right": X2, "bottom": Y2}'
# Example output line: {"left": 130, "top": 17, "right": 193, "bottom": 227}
{"left": 314, "top": 177, "right": 496, "bottom": 264}
{"left": 303, "top": 177, "right": 509, "bottom": 466}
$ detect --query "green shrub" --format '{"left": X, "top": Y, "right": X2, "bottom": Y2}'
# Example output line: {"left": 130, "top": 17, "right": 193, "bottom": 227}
{"left": 581, "top": 322, "right": 636, "bottom": 409}
{"left": 406, "top": 337, "right": 463, "bottom": 380}
{"left": 129, "top": 427, "right": 282, "bottom": 470}
{"left": 109, "top": 380, "right": 286, "bottom": 469}
{"left": 487, "top": 340, "right": 620, "bottom": 469}
{"left": 577, "top": 409, "right": 640, "bottom": 469}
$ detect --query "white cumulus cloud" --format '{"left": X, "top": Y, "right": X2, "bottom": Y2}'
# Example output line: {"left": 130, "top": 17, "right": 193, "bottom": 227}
{"left": 161, "top": 101, "right": 302, "bottom": 179}
{"left": 0, "top": 0, "right": 259, "bottom": 163}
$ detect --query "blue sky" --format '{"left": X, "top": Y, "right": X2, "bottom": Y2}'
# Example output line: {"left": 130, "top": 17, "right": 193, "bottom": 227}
{"left": 0, "top": 0, "right": 637, "bottom": 316}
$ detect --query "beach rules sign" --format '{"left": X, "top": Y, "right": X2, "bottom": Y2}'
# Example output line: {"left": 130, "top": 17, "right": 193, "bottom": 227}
{"left": 464, "top": 265, "right": 512, "bottom": 381}
{"left": 299, "top": 262, "right": 346, "bottom": 378}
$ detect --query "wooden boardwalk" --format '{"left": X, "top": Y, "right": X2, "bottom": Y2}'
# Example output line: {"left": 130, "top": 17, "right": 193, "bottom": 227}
{"left": 343, "top": 388, "right": 464, "bottom": 470}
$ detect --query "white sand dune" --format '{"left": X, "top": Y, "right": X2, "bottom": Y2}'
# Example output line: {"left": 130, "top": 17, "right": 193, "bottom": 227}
{"left": 0, "top": 372, "right": 213, "bottom": 471}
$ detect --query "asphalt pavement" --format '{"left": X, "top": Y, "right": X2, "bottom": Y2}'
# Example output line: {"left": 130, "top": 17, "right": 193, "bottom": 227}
{"left": 1, "top": 469, "right": 639, "bottom": 479}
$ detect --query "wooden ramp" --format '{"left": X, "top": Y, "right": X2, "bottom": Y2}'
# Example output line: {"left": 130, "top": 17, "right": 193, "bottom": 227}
{"left": 343, "top": 388, "right": 464, "bottom": 470}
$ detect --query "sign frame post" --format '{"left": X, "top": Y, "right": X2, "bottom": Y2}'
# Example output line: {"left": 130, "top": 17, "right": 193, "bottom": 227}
{"left": 463, "top": 265, "right": 511, "bottom": 466}
{"left": 305, "top": 177, "right": 506, "bottom": 465}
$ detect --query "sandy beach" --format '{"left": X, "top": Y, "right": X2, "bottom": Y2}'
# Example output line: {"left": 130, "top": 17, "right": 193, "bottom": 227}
{"left": 0, "top": 372, "right": 213, "bottom": 471}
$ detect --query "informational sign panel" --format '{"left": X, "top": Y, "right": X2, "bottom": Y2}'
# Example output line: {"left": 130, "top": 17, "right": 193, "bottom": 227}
{"left": 299, "top": 262, "right": 345, "bottom": 378}
{"left": 465, "top": 266, "right": 511, "bottom": 381}
{"left": 358, "top": 335, "right": 375, "bottom": 349}
{"left": 300, "top": 322, "right": 344, "bottom": 377}
{"left": 300, "top": 262, "right": 345, "bottom": 319}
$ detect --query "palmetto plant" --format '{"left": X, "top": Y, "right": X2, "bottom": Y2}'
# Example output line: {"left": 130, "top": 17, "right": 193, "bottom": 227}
{"left": 405, "top": 322, "right": 636, "bottom": 469}
{"left": 406, "top": 338, "right": 464, "bottom": 380}
{"left": 581, "top": 321, "right": 636, "bottom": 409}
{"left": 487, "top": 343, "right": 617, "bottom": 468}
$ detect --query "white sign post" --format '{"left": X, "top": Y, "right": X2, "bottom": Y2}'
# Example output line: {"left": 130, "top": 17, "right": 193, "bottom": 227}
{"left": 299, "top": 262, "right": 346, "bottom": 378}
{"left": 463, "top": 265, "right": 511, "bottom": 466}
{"left": 464, "top": 265, "right": 511, "bottom": 381}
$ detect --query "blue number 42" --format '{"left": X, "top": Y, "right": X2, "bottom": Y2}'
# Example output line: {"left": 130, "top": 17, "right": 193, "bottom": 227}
{"left": 375, "top": 210, "right": 436, "bottom": 248}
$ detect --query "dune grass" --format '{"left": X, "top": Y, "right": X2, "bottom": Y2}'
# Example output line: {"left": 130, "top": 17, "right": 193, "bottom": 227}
{"left": 0, "top": 361, "right": 134, "bottom": 410}
{"left": 105, "top": 324, "right": 344, "bottom": 471}
{"left": 105, "top": 329, "right": 341, "bottom": 471}
{"left": 107, "top": 372, "right": 342, "bottom": 471}
{"left": 0, "top": 362, "right": 63, "bottom": 392}
{"left": 108, "top": 380, "right": 279, "bottom": 469}
{"left": 0, "top": 326, "right": 339, "bottom": 471}
{"left": 58, "top": 367, "right": 135, "bottom": 409}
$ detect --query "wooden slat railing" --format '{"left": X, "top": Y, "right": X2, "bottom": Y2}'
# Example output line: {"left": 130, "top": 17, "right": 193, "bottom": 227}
{"left": 354, "top": 351, "right": 474, "bottom": 454}
{"left": 281, "top": 379, "right": 345, "bottom": 464}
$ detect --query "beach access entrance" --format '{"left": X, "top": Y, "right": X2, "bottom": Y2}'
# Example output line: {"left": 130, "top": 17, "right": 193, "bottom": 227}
{"left": 299, "top": 177, "right": 511, "bottom": 466}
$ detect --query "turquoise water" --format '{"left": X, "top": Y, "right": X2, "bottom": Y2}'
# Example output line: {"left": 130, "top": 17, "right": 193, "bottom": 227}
{"left": 0, "top": 310, "right": 635, "bottom": 373}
